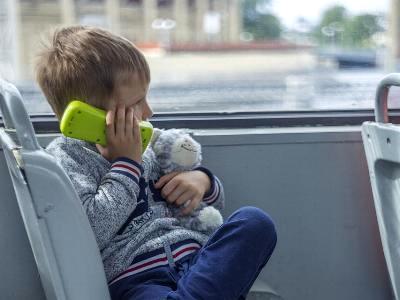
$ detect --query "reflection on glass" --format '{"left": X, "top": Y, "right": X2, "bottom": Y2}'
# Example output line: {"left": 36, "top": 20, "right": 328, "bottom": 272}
{"left": 0, "top": 0, "right": 393, "bottom": 114}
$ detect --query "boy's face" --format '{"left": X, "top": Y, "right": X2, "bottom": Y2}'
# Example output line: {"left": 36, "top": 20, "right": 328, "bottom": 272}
{"left": 109, "top": 72, "right": 153, "bottom": 121}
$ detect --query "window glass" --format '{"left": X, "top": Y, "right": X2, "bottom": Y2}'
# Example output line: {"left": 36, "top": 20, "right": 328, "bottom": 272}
{"left": 0, "top": 0, "right": 394, "bottom": 115}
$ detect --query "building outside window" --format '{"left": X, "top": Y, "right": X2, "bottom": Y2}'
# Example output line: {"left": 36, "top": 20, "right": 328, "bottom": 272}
{"left": 0, "top": 0, "right": 396, "bottom": 116}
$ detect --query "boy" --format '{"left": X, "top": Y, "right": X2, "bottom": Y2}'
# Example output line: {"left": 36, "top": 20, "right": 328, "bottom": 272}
{"left": 37, "top": 26, "right": 277, "bottom": 299}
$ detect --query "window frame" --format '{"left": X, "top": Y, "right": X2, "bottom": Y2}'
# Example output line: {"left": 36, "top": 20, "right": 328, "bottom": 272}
{"left": 3, "top": 109, "right": 400, "bottom": 134}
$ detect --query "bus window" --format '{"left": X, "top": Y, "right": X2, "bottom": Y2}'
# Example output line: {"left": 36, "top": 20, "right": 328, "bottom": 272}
{"left": 0, "top": 0, "right": 396, "bottom": 119}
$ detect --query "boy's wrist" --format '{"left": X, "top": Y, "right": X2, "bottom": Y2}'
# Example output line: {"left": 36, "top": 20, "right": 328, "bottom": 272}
{"left": 110, "top": 157, "right": 143, "bottom": 183}
{"left": 193, "top": 169, "right": 211, "bottom": 194}
{"left": 194, "top": 166, "right": 219, "bottom": 204}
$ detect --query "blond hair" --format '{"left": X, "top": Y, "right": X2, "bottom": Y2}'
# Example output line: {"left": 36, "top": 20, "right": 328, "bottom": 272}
{"left": 35, "top": 26, "right": 150, "bottom": 119}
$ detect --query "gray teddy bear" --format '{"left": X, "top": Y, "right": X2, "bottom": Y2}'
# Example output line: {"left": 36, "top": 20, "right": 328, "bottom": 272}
{"left": 146, "top": 128, "right": 223, "bottom": 234}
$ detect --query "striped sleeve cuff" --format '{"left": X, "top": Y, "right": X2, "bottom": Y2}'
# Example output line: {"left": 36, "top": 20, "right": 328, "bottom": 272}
{"left": 110, "top": 157, "right": 143, "bottom": 183}
{"left": 195, "top": 166, "right": 221, "bottom": 205}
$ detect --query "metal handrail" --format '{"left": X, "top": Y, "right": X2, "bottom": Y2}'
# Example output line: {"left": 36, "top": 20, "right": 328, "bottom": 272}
{"left": 375, "top": 73, "right": 400, "bottom": 123}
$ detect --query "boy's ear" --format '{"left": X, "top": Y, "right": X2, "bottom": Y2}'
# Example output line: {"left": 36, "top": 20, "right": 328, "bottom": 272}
{"left": 150, "top": 128, "right": 162, "bottom": 147}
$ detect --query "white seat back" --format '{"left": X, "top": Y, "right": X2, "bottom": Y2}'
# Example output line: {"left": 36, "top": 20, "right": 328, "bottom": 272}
{"left": 362, "top": 73, "right": 400, "bottom": 300}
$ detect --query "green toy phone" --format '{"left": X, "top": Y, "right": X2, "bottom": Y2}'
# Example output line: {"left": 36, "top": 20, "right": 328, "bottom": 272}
{"left": 60, "top": 100, "right": 153, "bottom": 153}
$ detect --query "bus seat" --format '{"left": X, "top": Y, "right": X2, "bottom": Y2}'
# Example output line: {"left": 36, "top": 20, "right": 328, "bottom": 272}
{"left": 0, "top": 79, "right": 111, "bottom": 300}
{"left": 362, "top": 73, "right": 400, "bottom": 300}
{"left": 0, "top": 148, "right": 46, "bottom": 298}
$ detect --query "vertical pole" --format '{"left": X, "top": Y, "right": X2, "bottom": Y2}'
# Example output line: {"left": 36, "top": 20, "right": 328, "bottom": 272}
{"left": 143, "top": 0, "right": 157, "bottom": 43}
{"left": 195, "top": 0, "right": 208, "bottom": 43}
{"left": 173, "top": 0, "right": 189, "bottom": 44}
{"left": 6, "top": 0, "right": 21, "bottom": 82}
{"left": 387, "top": 0, "right": 400, "bottom": 71}
{"left": 212, "top": 0, "right": 225, "bottom": 42}
{"left": 60, "top": 0, "right": 76, "bottom": 25}
{"left": 228, "top": 0, "right": 241, "bottom": 43}
{"left": 106, "top": 0, "right": 121, "bottom": 34}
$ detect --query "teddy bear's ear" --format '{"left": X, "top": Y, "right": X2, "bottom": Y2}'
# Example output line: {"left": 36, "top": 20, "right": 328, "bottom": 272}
{"left": 150, "top": 128, "right": 163, "bottom": 147}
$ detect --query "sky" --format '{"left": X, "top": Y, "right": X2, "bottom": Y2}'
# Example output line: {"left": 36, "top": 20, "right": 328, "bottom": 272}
{"left": 270, "top": 0, "right": 390, "bottom": 29}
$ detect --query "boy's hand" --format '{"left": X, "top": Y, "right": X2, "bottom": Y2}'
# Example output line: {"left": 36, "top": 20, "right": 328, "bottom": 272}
{"left": 154, "top": 170, "right": 211, "bottom": 215}
{"left": 96, "top": 105, "right": 142, "bottom": 163}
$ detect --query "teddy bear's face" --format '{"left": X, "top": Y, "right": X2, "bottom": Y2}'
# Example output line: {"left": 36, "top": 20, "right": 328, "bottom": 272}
{"left": 170, "top": 136, "right": 200, "bottom": 168}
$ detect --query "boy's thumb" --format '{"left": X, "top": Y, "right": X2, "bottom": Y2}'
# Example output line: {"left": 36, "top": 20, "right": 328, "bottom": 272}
{"left": 96, "top": 144, "right": 107, "bottom": 156}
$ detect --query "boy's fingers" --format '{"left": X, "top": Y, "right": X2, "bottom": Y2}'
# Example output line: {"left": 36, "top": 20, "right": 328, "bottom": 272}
{"left": 154, "top": 171, "right": 180, "bottom": 189}
{"left": 180, "top": 197, "right": 199, "bottom": 215}
{"left": 116, "top": 105, "right": 125, "bottom": 135}
{"left": 132, "top": 115, "right": 142, "bottom": 145}
{"left": 105, "top": 109, "right": 116, "bottom": 138}
{"left": 125, "top": 107, "right": 134, "bottom": 136}
{"left": 167, "top": 187, "right": 187, "bottom": 204}
{"left": 175, "top": 190, "right": 195, "bottom": 206}
{"left": 161, "top": 179, "right": 181, "bottom": 201}
{"left": 95, "top": 144, "right": 107, "bottom": 157}
{"left": 95, "top": 143, "right": 103, "bottom": 153}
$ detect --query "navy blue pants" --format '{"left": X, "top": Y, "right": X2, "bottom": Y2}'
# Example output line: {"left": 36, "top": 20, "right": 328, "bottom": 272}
{"left": 109, "top": 206, "right": 277, "bottom": 300}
